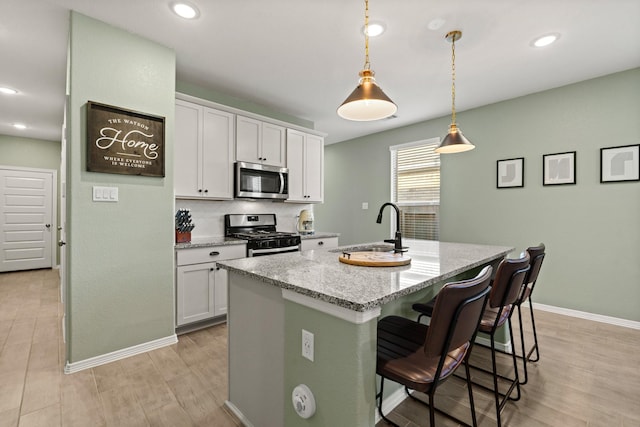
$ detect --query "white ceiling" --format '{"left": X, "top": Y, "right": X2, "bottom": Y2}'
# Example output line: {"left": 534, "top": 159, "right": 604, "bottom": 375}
{"left": 1, "top": 0, "right": 639, "bottom": 144}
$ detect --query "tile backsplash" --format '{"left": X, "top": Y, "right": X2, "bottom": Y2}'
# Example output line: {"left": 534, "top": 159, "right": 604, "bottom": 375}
{"left": 175, "top": 199, "right": 313, "bottom": 237}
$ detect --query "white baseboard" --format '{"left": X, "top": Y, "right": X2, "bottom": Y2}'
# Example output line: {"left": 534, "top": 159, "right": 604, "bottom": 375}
{"left": 528, "top": 302, "right": 640, "bottom": 330}
{"left": 64, "top": 334, "right": 178, "bottom": 374}
{"left": 224, "top": 401, "right": 255, "bottom": 427}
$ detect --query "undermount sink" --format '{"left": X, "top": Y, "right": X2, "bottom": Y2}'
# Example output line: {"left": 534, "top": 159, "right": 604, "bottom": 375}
{"left": 358, "top": 246, "right": 395, "bottom": 252}
{"left": 330, "top": 244, "right": 395, "bottom": 253}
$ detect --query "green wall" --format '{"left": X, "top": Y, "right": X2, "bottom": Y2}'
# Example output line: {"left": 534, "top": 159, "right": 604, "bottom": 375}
{"left": 317, "top": 68, "right": 640, "bottom": 322}
{"left": 66, "top": 12, "right": 176, "bottom": 362}
{"left": 0, "top": 135, "right": 62, "bottom": 265}
{"left": 0, "top": 135, "right": 61, "bottom": 170}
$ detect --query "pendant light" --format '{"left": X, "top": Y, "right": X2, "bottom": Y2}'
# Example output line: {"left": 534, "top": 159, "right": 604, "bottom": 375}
{"left": 435, "top": 30, "right": 475, "bottom": 154}
{"left": 337, "top": 0, "right": 397, "bottom": 121}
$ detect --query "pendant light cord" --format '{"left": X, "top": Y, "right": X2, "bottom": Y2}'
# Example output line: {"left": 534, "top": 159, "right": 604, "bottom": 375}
{"left": 451, "top": 34, "right": 457, "bottom": 125}
{"left": 364, "top": 0, "right": 370, "bottom": 70}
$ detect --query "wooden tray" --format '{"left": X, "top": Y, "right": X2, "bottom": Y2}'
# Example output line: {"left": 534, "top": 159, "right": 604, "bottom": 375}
{"left": 338, "top": 251, "right": 411, "bottom": 267}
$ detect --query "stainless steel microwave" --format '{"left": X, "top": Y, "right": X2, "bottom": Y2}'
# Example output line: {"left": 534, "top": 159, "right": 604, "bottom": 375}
{"left": 235, "top": 162, "right": 289, "bottom": 200}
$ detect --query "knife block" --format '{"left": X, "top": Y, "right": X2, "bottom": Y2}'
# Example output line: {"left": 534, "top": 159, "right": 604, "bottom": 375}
{"left": 175, "top": 230, "right": 191, "bottom": 243}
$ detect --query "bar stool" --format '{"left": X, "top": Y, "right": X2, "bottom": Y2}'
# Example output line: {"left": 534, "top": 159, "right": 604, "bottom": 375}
{"left": 376, "top": 266, "right": 493, "bottom": 427}
{"left": 514, "top": 243, "right": 545, "bottom": 385}
{"left": 412, "top": 253, "right": 530, "bottom": 427}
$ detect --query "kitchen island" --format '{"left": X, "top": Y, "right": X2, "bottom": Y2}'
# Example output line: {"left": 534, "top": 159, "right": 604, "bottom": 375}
{"left": 218, "top": 239, "right": 513, "bottom": 427}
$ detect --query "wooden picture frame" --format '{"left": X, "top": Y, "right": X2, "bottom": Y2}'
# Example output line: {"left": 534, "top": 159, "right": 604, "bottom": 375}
{"left": 497, "top": 157, "right": 524, "bottom": 188}
{"left": 86, "top": 101, "right": 165, "bottom": 177}
{"left": 600, "top": 144, "right": 640, "bottom": 183}
{"left": 543, "top": 151, "right": 576, "bottom": 186}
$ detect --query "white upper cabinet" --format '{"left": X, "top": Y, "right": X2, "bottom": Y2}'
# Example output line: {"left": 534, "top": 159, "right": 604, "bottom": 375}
{"left": 236, "top": 115, "right": 286, "bottom": 167}
{"left": 175, "top": 99, "right": 234, "bottom": 199}
{"left": 286, "top": 129, "right": 324, "bottom": 203}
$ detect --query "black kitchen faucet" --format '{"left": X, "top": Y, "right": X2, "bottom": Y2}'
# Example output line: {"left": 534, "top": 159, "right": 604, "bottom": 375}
{"left": 376, "top": 202, "right": 406, "bottom": 254}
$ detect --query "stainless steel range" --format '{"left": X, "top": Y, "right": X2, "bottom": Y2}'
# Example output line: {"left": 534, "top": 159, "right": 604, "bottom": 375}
{"left": 224, "top": 214, "right": 301, "bottom": 257}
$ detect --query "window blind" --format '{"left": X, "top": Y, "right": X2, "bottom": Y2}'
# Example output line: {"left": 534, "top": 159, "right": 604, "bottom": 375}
{"left": 391, "top": 140, "right": 440, "bottom": 240}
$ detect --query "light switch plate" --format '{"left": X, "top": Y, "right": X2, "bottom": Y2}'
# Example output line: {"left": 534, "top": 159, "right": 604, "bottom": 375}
{"left": 93, "top": 186, "right": 118, "bottom": 202}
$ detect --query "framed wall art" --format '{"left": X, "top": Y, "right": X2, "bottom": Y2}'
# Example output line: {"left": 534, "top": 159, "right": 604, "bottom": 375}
{"left": 496, "top": 157, "right": 524, "bottom": 188}
{"left": 543, "top": 151, "right": 576, "bottom": 186}
{"left": 600, "top": 144, "right": 639, "bottom": 183}
{"left": 86, "top": 101, "right": 165, "bottom": 177}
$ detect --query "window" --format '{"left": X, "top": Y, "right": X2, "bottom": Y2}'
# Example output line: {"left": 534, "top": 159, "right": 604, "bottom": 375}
{"left": 390, "top": 138, "right": 440, "bottom": 240}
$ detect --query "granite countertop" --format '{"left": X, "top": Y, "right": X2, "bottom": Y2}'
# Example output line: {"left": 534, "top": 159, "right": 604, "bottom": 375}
{"left": 217, "top": 239, "right": 513, "bottom": 312}
{"left": 299, "top": 232, "right": 340, "bottom": 240}
{"left": 175, "top": 236, "right": 246, "bottom": 250}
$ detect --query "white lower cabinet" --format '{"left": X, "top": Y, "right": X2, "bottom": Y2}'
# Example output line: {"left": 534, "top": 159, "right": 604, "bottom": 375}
{"left": 176, "top": 244, "right": 245, "bottom": 327}
{"left": 300, "top": 236, "right": 339, "bottom": 251}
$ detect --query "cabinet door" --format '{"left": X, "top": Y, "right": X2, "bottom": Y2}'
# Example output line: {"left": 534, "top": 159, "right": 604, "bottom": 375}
{"left": 202, "top": 108, "right": 234, "bottom": 199}
{"left": 304, "top": 134, "right": 324, "bottom": 202}
{"left": 261, "top": 122, "right": 286, "bottom": 167}
{"left": 286, "top": 129, "right": 305, "bottom": 202}
{"left": 214, "top": 266, "right": 228, "bottom": 316}
{"left": 175, "top": 100, "right": 202, "bottom": 198}
{"left": 236, "top": 115, "right": 261, "bottom": 163}
{"left": 176, "top": 263, "right": 216, "bottom": 326}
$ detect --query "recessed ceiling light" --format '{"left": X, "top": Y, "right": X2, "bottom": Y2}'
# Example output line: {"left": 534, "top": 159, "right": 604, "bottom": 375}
{"left": 532, "top": 33, "right": 560, "bottom": 48}
{"left": 0, "top": 87, "right": 18, "bottom": 95}
{"left": 13, "top": 123, "right": 27, "bottom": 130}
{"left": 362, "top": 22, "right": 386, "bottom": 37}
{"left": 427, "top": 18, "right": 446, "bottom": 31}
{"left": 170, "top": 1, "right": 200, "bottom": 19}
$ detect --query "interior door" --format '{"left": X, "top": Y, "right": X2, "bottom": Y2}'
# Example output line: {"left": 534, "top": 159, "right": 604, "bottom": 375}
{"left": 0, "top": 167, "right": 55, "bottom": 272}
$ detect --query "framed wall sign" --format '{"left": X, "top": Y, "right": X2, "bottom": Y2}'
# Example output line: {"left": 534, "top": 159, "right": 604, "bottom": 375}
{"left": 600, "top": 144, "right": 639, "bottom": 183}
{"left": 543, "top": 151, "right": 576, "bottom": 186}
{"left": 497, "top": 157, "right": 524, "bottom": 188}
{"left": 86, "top": 101, "right": 165, "bottom": 177}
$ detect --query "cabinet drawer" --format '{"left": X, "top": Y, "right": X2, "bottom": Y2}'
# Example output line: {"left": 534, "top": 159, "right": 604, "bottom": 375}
{"left": 301, "top": 237, "right": 339, "bottom": 251}
{"left": 177, "top": 244, "right": 246, "bottom": 266}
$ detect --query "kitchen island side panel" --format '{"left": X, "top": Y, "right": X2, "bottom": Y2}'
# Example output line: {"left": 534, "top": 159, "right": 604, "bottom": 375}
{"left": 227, "top": 271, "right": 285, "bottom": 427}
{"left": 283, "top": 300, "right": 378, "bottom": 427}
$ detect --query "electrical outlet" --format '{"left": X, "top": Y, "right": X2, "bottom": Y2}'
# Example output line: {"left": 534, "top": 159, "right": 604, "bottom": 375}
{"left": 302, "top": 329, "right": 314, "bottom": 362}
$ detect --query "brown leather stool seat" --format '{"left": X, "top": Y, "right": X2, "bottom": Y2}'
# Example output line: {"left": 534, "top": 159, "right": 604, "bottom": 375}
{"left": 378, "top": 317, "right": 469, "bottom": 391}
{"left": 412, "top": 253, "right": 530, "bottom": 427}
{"left": 376, "top": 266, "right": 493, "bottom": 427}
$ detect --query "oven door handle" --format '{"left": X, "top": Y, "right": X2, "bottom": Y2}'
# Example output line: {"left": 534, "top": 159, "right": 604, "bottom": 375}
{"left": 250, "top": 246, "right": 300, "bottom": 256}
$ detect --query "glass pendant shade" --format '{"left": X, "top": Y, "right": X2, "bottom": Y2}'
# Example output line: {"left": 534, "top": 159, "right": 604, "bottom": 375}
{"left": 435, "top": 123, "right": 475, "bottom": 153}
{"left": 337, "top": 69, "right": 397, "bottom": 121}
